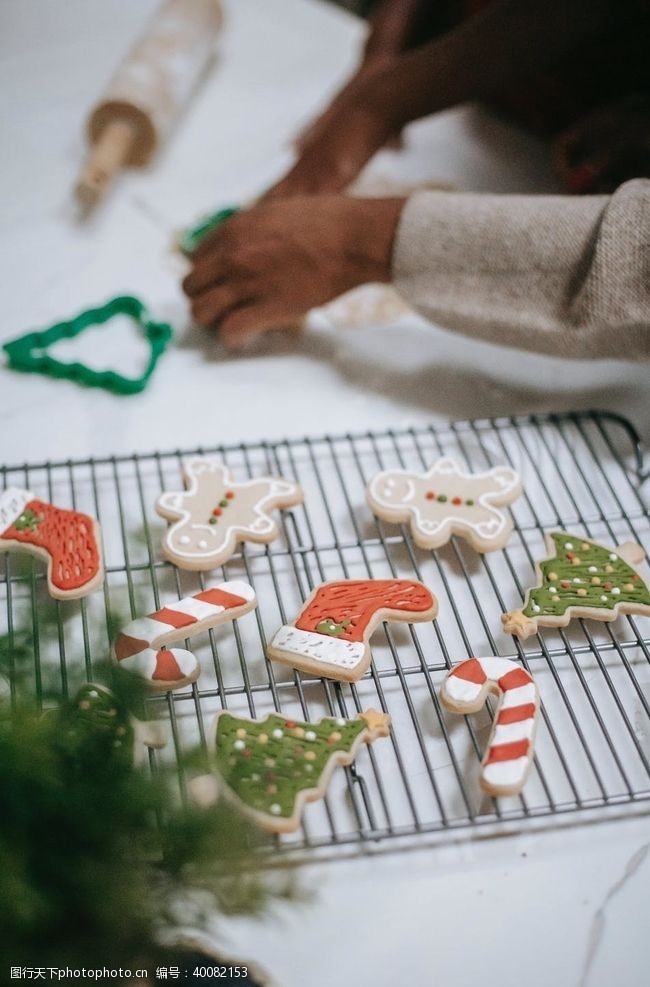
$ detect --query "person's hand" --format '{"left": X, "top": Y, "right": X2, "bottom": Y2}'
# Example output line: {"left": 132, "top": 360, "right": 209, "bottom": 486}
{"left": 182, "top": 196, "right": 405, "bottom": 349}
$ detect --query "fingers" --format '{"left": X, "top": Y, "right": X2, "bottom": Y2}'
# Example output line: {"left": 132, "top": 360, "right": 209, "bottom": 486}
{"left": 188, "top": 283, "right": 243, "bottom": 329}
{"left": 219, "top": 303, "right": 295, "bottom": 350}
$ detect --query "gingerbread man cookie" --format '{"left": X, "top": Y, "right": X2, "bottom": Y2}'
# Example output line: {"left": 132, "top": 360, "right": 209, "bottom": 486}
{"left": 502, "top": 531, "right": 650, "bottom": 640}
{"left": 0, "top": 487, "right": 103, "bottom": 600}
{"left": 440, "top": 657, "right": 539, "bottom": 797}
{"left": 268, "top": 578, "right": 437, "bottom": 682}
{"left": 366, "top": 457, "right": 522, "bottom": 553}
{"left": 190, "top": 708, "right": 390, "bottom": 833}
{"left": 156, "top": 457, "right": 303, "bottom": 570}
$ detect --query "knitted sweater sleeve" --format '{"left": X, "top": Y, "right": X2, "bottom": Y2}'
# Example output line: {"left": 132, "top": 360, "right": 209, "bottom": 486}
{"left": 391, "top": 178, "right": 649, "bottom": 359}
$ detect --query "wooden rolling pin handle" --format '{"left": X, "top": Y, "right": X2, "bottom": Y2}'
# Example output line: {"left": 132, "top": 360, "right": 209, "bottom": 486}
{"left": 75, "top": 118, "right": 136, "bottom": 209}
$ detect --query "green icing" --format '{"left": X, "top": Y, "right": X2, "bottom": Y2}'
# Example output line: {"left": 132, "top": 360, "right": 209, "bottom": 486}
{"left": 214, "top": 712, "right": 367, "bottom": 819}
{"left": 53, "top": 684, "right": 134, "bottom": 767}
{"left": 315, "top": 617, "right": 352, "bottom": 637}
{"left": 523, "top": 532, "right": 650, "bottom": 618}
{"left": 14, "top": 508, "right": 43, "bottom": 532}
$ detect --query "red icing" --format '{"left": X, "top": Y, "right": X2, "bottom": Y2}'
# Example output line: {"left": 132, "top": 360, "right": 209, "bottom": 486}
{"left": 2, "top": 498, "right": 100, "bottom": 592}
{"left": 295, "top": 580, "right": 434, "bottom": 642}
{"left": 115, "top": 634, "right": 147, "bottom": 661}
{"left": 498, "top": 667, "right": 532, "bottom": 691}
{"left": 485, "top": 739, "right": 530, "bottom": 764}
{"left": 497, "top": 703, "right": 536, "bottom": 725}
{"left": 152, "top": 607, "right": 196, "bottom": 630}
{"left": 451, "top": 658, "right": 486, "bottom": 685}
{"left": 195, "top": 586, "right": 248, "bottom": 609}
{"left": 152, "top": 648, "right": 183, "bottom": 682}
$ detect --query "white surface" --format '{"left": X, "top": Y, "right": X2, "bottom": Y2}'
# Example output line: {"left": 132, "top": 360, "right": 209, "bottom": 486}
{"left": 1, "top": 1, "right": 648, "bottom": 984}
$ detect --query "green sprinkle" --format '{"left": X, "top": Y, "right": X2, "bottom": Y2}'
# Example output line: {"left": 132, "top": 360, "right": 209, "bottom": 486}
{"left": 438, "top": 494, "right": 448, "bottom": 503}
{"left": 466, "top": 499, "right": 475, "bottom": 506}
{"left": 209, "top": 516, "right": 218, "bottom": 524}
{"left": 219, "top": 499, "right": 229, "bottom": 508}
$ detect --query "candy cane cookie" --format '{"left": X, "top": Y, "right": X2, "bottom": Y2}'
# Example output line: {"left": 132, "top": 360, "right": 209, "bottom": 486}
{"left": 114, "top": 580, "right": 256, "bottom": 691}
{"left": 440, "top": 657, "right": 539, "bottom": 797}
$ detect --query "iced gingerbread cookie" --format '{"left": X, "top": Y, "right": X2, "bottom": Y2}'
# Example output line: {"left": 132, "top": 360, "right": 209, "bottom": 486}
{"left": 190, "top": 708, "right": 390, "bottom": 832}
{"left": 0, "top": 487, "right": 103, "bottom": 600}
{"left": 114, "top": 580, "right": 256, "bottom": 691}
{"left": 441, "top": 657, "right": 539, "bottom": 797}
{"left": 366, "top": 456, "right": 521, "bottom": 553}
{"left": 156, "top": 457, "right": 303, "bottom": 570}
{"left": 52, "top": 683, "right": 167, "bottom": 767}
{"left": 502, "top": 531, "right": 650, "bottom": 640}
{"left": 268, "top": 578, "right": 437, "bottom": 682}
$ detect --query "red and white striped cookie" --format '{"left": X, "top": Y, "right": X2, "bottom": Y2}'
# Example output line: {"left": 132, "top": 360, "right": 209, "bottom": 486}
{"left": 440, "top": 656, "right": 539, "bottom": 797}
{"left": 114, "top": 580, "right": 256, "bottom": 692}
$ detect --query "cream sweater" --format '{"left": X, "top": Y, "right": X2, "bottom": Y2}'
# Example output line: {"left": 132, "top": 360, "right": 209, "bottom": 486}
{"left": 392, "top": 178, "right": 649, "bottom": 359}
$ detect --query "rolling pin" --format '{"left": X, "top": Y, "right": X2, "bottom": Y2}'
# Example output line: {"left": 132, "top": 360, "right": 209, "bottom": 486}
{"left": 75, "top": 0, "right": 223, "bottom": 208}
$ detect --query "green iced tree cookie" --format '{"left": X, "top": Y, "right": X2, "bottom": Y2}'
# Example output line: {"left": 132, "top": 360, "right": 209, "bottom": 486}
{"left": 199, "top": 708, "right": 390, "bottom": 832}
{"left": 502, "top": 531, "right": 650, "bottom": 639}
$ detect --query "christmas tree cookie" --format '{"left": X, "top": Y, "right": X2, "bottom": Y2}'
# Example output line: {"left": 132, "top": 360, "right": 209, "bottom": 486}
{"left": 366, "top": 457, "right": 521, "bottom": 553}
{"left": 156, "top": 457, "right": 303, "bottom": 570}
{"left": 191, "top": 708, "right": 390, "bottom": 833}
{"left": 0, "top": 487, "right": 103, "bottom": 600}
{"left": 502, "top": 532, "right": 650, "bottom": 640}
{"left": 268, "top": 579, "right": 438, "bottom": 682}
{"left": 51, "top": 684, "right": 167, "bottom": 768}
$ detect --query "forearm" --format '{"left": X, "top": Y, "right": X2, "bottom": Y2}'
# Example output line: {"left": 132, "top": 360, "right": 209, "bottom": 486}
{"left": 392, "top": 179, "right": 650, "bottom": 359}
{"left": 369, "top": 0, "right": 613, "bottom": 130}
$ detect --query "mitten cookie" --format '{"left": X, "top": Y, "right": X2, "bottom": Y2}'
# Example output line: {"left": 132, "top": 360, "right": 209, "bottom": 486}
{"left": 0, "top": 487, "right": 103, "bottom": 600}
{"left": 268, "top": 578, "right": 437, "bottom": 682}
{"left": 502, "top": 531, "right": 650, "bottom": 640}
{"left": 114, "top": 581, "right": 256, "bottom": 691}
{"left": 366, "top": 456, "right": 521, "bottom": 553}
{"left": 441, "top": 657, "right": 539, "bottom": 797}
{"left": 190, "top": 708, "right": 390, "bottom": 833}
{"left": 156, "top": 457, "right": 303, "bottom": 570}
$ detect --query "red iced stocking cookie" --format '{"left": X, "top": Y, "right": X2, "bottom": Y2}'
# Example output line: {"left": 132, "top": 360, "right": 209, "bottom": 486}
{"left": 0, "top": 487, "right": 103, "bottom": 600}
{"left": 268, "top": 578, "right": 437, "bottom": 682}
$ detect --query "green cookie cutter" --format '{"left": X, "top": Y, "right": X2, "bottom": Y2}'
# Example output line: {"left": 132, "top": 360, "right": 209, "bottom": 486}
{"left": 3, "top": 295, "right": 173, "bottom": 396}
{"left": 178, "top": 205, "right": 240, "bottom": 255}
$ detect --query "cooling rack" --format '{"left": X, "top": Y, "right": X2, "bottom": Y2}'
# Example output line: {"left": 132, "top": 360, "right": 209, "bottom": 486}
{"left": 2, "top": 411, "right": 649, "bottom": 855}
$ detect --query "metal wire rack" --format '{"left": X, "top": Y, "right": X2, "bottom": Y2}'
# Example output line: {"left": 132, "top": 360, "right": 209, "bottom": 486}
{"left": 2, "top": 411, "right": 650, "bottom": 855}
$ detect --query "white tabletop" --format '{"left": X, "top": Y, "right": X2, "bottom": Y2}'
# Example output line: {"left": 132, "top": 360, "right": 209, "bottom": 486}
{"left": 1, "top": 1, "right": 648, "bottom": 984}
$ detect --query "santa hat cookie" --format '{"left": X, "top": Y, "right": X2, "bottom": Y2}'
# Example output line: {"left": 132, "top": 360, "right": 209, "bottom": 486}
{"left": 502, "top": 531, "right": 650, "bottom": 640}
{"left": 440, "top": 657, "right": 539, "bottom": 797}
{"left": 114, "top": 580, "right": 257, "bottom": 691}
{"left": 156, "top": 457, "right": 303, "bottom": 570}
{"left": 268, "top": 578, "right": 437, "bottom": 682}
{"left": 366, "top": 456, "right": 521, "bottom": 553}
{"left": 0, "top": 487, "right": 103, "bottom": 600}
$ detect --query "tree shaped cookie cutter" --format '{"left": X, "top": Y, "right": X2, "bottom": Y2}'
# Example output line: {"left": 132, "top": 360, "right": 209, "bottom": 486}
{"left": 178, "top": 205, "right": 239, "bottom": 255}
{"left": 3, "top": 295, "right": 173, "bottom": 396}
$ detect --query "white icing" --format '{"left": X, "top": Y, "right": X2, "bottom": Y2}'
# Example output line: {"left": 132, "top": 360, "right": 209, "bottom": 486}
{"left": 0, "top": 487, "right": 34, "bottom": 532}
{"left": 159, "top": 459, "right": 300, "bottom": 562}
{"left": 482, "top": 755, "right": 530, "bottom": 789}
{"left": 500, "top": 683, "right": 537, "bottom": 708}
{"left": 477, "top": 656, "right": 523, "bottom": 681}
{"left": 491, "top": 719, "right": 535, "bottom": 746}
{"left": 367, "top": 459, "right": 519, "bottom": 548}
{"left": 443, "top": 676, "right": 482, "bottom": 705}
{"left": 270, "top": 625, "right": 365, "bottom": 669}
{"left": 122, "top": 616, "right": 167, "bottom": 644}
{"left": 221, "top": 579, "right": 257, "bottom": 602}
{"left": 164, "top": 596, "right": 219, "bottom": 621}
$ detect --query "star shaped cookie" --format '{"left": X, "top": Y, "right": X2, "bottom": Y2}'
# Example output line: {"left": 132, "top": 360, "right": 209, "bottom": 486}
{"left": 366, "top": 456, "right": 522, "bottom": 553}
{"left": 156, "top": 457, "right": 303, "bottom": 570}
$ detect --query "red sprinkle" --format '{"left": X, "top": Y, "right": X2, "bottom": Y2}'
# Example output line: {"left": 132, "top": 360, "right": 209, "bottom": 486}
{"left": 212, "top": 507, "right": 222, "bottom": 516}
{"left": 226, "top": 491, "right": 235, "bottom": 499}
{"left": 242, "top": 749, "right": 251, "bottom": 759}
{"left": 284, "top": 720, "right": 296, "bottom": 728}
{"left": 566, "top": 552, "right": 574, "bottom": 560}
{"left": 425, "top": 491, "right": 435, "bottom": 500}
{"left": 560, "top": 580, "right": 571, "bottom": 589}
{"left": 604, "top": 582, "right": 612, "bottom": 591}
{"left": 452, "top": 497, "right": 462, "bottom": 505}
